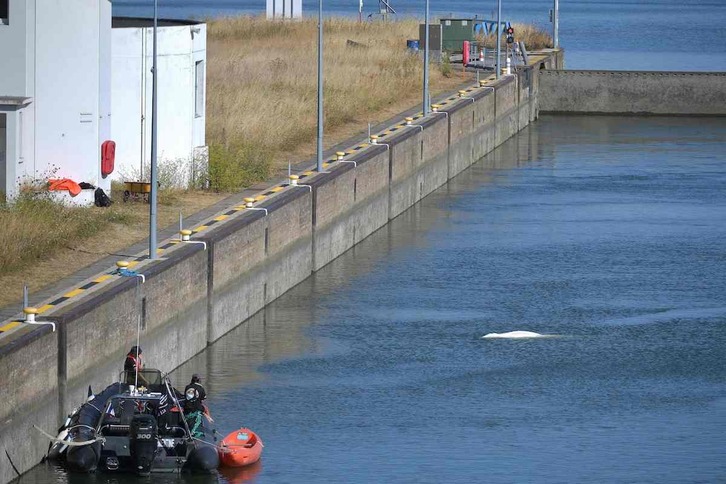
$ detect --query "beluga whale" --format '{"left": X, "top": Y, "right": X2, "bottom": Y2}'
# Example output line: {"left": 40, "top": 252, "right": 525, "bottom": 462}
{"left": 481, "top": 330, "right": 552, "bottom": 339}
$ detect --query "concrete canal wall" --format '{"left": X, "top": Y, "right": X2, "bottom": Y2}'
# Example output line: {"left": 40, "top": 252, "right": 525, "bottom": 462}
{"left": 539, "top": 70, "right": 726, "bottom": 115}
{"left": 0, "top": 53, "right": 551, "bottom": 482}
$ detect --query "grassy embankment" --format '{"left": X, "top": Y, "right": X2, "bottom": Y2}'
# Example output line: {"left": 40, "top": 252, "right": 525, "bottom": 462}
{"left": 0, "top": 17, "right": 467, "bottom": 308}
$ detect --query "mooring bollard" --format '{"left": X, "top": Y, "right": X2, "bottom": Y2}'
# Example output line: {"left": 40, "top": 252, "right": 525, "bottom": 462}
{"left": 336, "top": 151, "right": 346, "bottom": 161}
{"left": 458, "top": 90, "right": 467, "bottom": 98}
{"left": 370, "top": 135, "right": 379, "bottom": 145}
{"left": 244, "top": 197, "right": 256, "bottom": 208}
{"left": 289, "top": 175, "right": 299, "bottom": 186}
{"left": 116, "top": 260, "right": 130, "bottom": 270}
{"left": 432, "top": 104, "right": 440, "bottom": 113}
{"left": 405, "top": 117, "right": 414, "bottom": 126}
{"left": 23, "top": 307, "right": 38, "bottom": 323}
{"left": 479, "top": 79, "right": 488, "bottom": 87}
{"left": 180, "top": 229, "right": 192, "bottom": 242}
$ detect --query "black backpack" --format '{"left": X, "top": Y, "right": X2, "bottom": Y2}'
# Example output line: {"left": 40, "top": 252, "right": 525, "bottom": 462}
{"left": 94, "top": 188, "right": 113, "bottom": 207}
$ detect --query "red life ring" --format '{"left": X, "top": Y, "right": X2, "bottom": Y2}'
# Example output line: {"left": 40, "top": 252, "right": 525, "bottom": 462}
{"left": 101, "top": 140, "right": 116, "bottom": 178}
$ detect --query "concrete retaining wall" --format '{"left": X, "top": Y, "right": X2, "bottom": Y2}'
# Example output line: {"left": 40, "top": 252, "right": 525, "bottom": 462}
{"left": 539, "top": 70, "right": 726, "bottom": 115}
{"left": 0, "top": 55, "right": 552, "bottom": 483}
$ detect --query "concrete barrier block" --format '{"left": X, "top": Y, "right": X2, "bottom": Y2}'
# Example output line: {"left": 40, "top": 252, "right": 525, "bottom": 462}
{"left": 265, "top": 237, "right": 312, "bottom": 301}
{"left": 313, "top": 165, "right": 356, "bottom": 229}
{"left": 447, "top": 100, "right": 478, "bottom": 177}
{"left": 539, "top": 70, "right": 726, "bottom": 115}
{"left": 208, "top": 213, "right": 267, "bottom": 290}
{"left": 494, "top": 76, "right": 519, "bottom": 146}
{"left": 448, "top": 99, "right": 476, "bottom": 144}
{"left": 389, "top": 129, "right": 421, "bottom": 184}
{"left": 472, "top": 90, "right": 496, "bottom": 161}
{"left": 143, "top": 247, "right": 208, "bottom": 334}
{"left": 263, "top": 189, "right": 313, "bottom": 300}
{"left": 388, "top": 128, "right": 423, "bottom": 219}
{"left": 518, "top": 68, "right": 533, "bottom": 128}
{"left": 348, "top": 148, "right": 390, "bottom": 245}
{"left": 353, "top": 148, "right": 389, "bottom": 203}
{"left": 266, "top": 189, "right": 313, "bottom": 257}
{"left": 421, "top": 115, "right": 449, "bottom": 163}
{"left": 208, "top": 267, "right": 265, "bottom": 342}
{"left": 0, "top": 328, "right": 57, "bottom": 423}
{"left": 54, "top": 279, "right": 142, "bottom": 386}
{"left": 310, "top": 165, "right": 356, "bottom": 270}
{"left": 0, "top": 394, "right": 58, "bottom": 483}
{"left": 202, "top": 212, "right": 266, "bottom": 341}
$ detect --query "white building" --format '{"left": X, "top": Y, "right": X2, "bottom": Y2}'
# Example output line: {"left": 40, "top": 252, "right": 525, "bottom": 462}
{"left": 111, "top": 18, "right": 207, "bottom": 188}
{"left": 0, "top": 0, "right": 112, "bottom": 202}
{"left": 0, "top": 3, "right": 208, "bottom": 201}
{"left": 266, "top": 0, "right": 303, "bottom": 19}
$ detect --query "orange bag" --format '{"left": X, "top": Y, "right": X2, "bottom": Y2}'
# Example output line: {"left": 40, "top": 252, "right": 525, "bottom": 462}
{"left": 48, "top": 178, "right": 82, "bottom": 197}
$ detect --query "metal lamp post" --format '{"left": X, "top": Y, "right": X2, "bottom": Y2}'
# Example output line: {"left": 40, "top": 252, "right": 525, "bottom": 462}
{"left": 495, "top": 0, "right": 501, "bottom": 79}
{"left": 149, "top": 0, "right": 159, "bottom": 259}
{"left": 553, "top": 0, "right": 559, "bottom": 48}
{"left": 423, "top": 0, "right": 430, "bottom": 115}
{"left": 316, "top": 0, "right": 324, "bottom": 172}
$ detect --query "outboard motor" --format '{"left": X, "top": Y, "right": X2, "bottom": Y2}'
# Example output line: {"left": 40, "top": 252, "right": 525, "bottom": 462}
{"left": 129, "top": 414, "right": 158, "bottom": 475}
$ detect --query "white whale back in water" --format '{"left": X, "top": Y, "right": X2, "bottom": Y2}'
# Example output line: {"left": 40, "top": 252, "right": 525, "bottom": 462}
{"left": 482, "top": 330, "right": 548, "bottom": 339}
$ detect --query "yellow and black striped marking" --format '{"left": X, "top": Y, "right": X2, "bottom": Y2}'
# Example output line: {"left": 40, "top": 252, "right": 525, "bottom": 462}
{"left": 0, "top": 273, "right": 117, "bottom": 334}
{"left": 3, "top": 80, "right": 494, "bottom": 338}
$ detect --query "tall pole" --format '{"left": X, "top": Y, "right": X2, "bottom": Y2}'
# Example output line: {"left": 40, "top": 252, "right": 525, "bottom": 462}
{"left": 423, "top": 0, "right": 430, "bottom": 115}
{"left": 496, "top": 0, "right": 501, "bottom": 79}
{"left": 149, "top": 0, "right": 159, "bottom": 259}
{"left": 553, "top": 0, "right": 559, "bottom": 48}
{"left": 316, "top": 0, "right": 324, "bottom": 172}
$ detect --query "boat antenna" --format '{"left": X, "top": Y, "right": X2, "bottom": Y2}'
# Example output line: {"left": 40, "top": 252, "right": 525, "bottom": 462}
{"left": 134, "top": 294, "right": 141, "bottom": 390}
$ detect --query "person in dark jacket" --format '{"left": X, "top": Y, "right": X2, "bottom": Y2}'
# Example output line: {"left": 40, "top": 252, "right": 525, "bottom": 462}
{"left": 183, "top": 374, "right": 207, "bottom": 414}
{"left": 124, "top": 346, "right": 147, "bottom": 385}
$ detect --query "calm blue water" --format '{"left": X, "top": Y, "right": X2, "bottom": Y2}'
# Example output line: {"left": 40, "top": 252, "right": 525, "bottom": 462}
{"left": 113, "top": 0, "right": 726, "bottom": 70}
{"left": 31, "top": 115, "right": 726, "bottom": 482}
{"left": 205, "top": 116, "right": 726, "bottom": 483}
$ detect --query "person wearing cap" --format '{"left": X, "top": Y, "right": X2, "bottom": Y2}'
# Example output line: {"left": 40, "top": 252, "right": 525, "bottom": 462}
{"left": 183, "top": 374, "right": 207, "bottom": 414}
{"left": 124, "top": 346, "right": 147, "bottom": 385}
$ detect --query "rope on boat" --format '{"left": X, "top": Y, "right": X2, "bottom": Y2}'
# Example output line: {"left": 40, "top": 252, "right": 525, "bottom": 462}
{"left": 190, "top": 435, "right": 226, "bottom": 452}
{"left": 85, "top": 401, "right": 103, "bottom": 415}
{"left": 66, "top": 423, "right": 97, "bottom": 433}
{"left": 33, "top": 425, "right": 106, "bottom": 447}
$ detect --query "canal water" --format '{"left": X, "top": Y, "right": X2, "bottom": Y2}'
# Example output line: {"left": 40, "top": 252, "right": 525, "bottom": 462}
{"left": 31, "top": 115, "right": 726, "bottom": 482}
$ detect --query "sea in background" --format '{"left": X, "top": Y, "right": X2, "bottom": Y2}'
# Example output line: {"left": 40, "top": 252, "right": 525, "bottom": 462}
{"left": 113, "top": 0, "right": 726, "bottom": 71}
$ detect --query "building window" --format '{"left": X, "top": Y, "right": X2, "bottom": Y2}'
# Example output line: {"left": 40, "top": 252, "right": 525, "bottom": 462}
{"left": 0, "top": 0, "right": 9, "bottom": 25}
{"left": 195, "top": 60, "right": 205, "bottom": 118}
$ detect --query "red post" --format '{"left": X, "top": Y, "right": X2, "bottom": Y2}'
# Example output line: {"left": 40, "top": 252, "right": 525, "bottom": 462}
{"left": 463, "top": 41, "right": 470, "bottom": 67}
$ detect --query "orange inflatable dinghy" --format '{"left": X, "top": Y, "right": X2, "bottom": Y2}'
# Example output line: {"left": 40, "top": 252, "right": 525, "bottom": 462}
{"left": 219, "top": 428, "right": 264, "bottom": 468}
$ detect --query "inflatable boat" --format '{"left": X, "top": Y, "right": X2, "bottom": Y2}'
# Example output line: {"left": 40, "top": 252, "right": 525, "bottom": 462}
{"left": 47, "top": 369, "right": 219, "bottom": 475}
{"left": 219, "top": 428, "right": 264, "bottom": 467}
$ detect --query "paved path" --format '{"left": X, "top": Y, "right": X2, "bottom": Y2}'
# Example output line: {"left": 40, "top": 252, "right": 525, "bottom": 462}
{"left": 0, "top": 86, "right": 472, "bottom": 323}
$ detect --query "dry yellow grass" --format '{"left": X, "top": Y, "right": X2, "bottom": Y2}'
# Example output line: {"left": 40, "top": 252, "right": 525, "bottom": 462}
{"left": 0, "top": 190, "right": 227, "bottom": 308}
{"left": 476, "top": 23, "right": 553, "bottom": 50}
{"left": 0, "top": 17, "right": 469, "bottom": 307}
{"left": 206, "top": 16, "right": 466, "bottom": 189}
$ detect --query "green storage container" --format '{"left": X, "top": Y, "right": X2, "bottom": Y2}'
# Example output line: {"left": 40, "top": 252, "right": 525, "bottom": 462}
{"left": 440, "top": 18, "right": 475, "bottom": 53}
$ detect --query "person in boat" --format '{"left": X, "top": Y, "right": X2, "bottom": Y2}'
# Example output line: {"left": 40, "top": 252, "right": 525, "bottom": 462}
{"left": 184, "top": 374, "right": 206, "bottom": 414}
{"left": 124, "top": 346, "right": 148, "bottom": 386}
{"left": 184, "top": 374, "right": 208, "bottom": 438}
